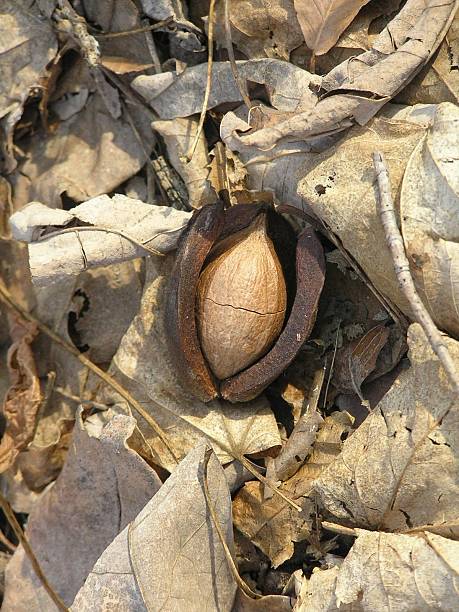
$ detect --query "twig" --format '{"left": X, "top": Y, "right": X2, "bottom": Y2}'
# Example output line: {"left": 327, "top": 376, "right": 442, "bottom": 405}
{"left": 54, "top": 386, "right": 109, "bottom": 411}
{"left": 0, "top": 492, "right": 68, "bottom": 611}
{"left": 142, "top": 18, "right": 162, "bottom": 73}
{"left": 185, "top": 0, "right": 216, "bottom": 161}
{"left": 95, "top": 17, "right": 173, "bottom": 39}
{"left": 223, "top": 0, "right": 252, "bottom": 109}
{"left": 373, "top": 151, "right": 459, "bottom": 397}
{"left": 36, "top": 225, "right": 166, "bottom": 257}
{"left": 323, "top": 322, "right": 340, "bottom": 410}
{"left": 56, "top": 0, "right": 100, "bottom": 68}
{"left": 321, "top": 520, "right": 356, "bottom": 537}
{"left": 202, "top": 448, "right": 261, "bottom": 600}
{"left": 0, "top": 282, "right": 179, "bottom": 466}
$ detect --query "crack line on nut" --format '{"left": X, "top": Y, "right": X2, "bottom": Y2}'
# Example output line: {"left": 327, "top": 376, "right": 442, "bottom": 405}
{"left": 204, "top": 297, "right": 285, "bottom": 316}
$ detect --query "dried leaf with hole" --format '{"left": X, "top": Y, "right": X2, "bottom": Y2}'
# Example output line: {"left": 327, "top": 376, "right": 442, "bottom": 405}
{"left": 295, "top": 530, "right": 459, "bottom": 611}
{"left": 401, "top": 103, "right": 459, "bottom": 337}
{"left": 71, "top": 443, "right": 236, "bottom": 612}
{"left": 214, "top": 0, "right": 304, "bottom": 60}
{"left": 3, "top": 410, "right": 162, "bottom": 610}
{"left": 294, "top": 0, "right": 371, "bottom": 56}
{"left": 315, "top": 324, "right": 459, "bottom": 537}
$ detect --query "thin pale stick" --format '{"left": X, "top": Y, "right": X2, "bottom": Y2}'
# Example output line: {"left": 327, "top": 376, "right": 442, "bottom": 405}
{"left": 0, "top": 282, "right": 179, "bottom": 466}
{"left": 185, "top": 0, "right": 216, "bottom": 161}
{"left": 202, "top": 448, "right": 262, "bottom": 600}
{"left": 321, "top": 520, "right": 356, "bottom": 537}
{"left": 95, "top": 17, "right": 173, "bottom": 39}
{"left": 223, "top": 0, "right": 252, "bottom": 109}
{"left": 0, "top": 493, "right": 68, "bottom": 611}
{"left": 373, "top": 151, "right": 459, "bottom": 397}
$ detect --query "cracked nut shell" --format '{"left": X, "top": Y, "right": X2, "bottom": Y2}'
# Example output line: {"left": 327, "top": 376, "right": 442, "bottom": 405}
{"left": 165, "top": 201, "right": 325, "bottom": 403}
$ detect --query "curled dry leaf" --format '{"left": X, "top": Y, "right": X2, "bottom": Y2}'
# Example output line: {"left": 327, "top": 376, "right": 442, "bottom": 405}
{"left": 10, "top": 195, "right": 191, "bottom": 287}
{"left": 152, "top": 117, "right": 215, "bottom": 208}
{"left": 401, "top": 103, "right": 459, "bottom": 338}
{"left": 106, "top": 256, "right": 282, "bottom": 471}
{"left": 315, "top": 324, "right": 459, "bottom": 537}
{"left": 294, "top": 0, "right": 371, "bottom": 56}
{"left": 232, "top": 0, "right": 458, "bottom": 150}
{"left": 295, "top": 530, "right": 459, "bottom": 611}
{"left": 3, "top": 410, "right": 162, "bottom": 610}
{"left": 72, "top": 443, "right": 236, "bottom": 612}
{"left": 132, "top": 59, "right": 321, "bottom": 118}
{"left": 232, "top": 412, "right": 353, "bottom": 567}
{"left": 0, "top": 314, "right": 41, "bottom": 473}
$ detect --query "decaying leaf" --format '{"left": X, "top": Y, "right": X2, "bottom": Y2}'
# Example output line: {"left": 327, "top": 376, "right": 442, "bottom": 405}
{"left": 315, "top": 324, "right": 459, "bottom": 537}
{"left": 214, "top": 0, "right": 304, "bottom": 61}
{"left": 10, "top": 195, "right": 191, "bottom": 287}
{"left": 3, "top": 411, "right": 162, "bottom": 609}
{"left": 401, "top": 103, "right": 459, "bottom": 337}
{"left": 294, "top": 0, "right": 370, "bottom": 56}
{"left": 233, "top": 412, "right": 353, "bottom": 567}
{"left": 106, "top": 256, "right": 282, "bottom": 471}
{"left": 332, "top": 325, "right": 390, "bottom": 400}
{"left": 0, "top": 314, "right": 41, "bottom": 473}
{"left": 295, "top": 530, "right": 459, "bottom": 611}
{"left": 71, "top": 443, "right": 236, "bottom": 611}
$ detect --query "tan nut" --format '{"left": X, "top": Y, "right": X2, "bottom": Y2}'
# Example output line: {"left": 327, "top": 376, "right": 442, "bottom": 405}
{"left": 196, "top": 214, "right": 287, "bottom": 380}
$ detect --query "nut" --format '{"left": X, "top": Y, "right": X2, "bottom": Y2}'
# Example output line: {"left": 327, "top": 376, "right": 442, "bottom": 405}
{"left": 165, "top": 201, "right": 325, "bottom": 403}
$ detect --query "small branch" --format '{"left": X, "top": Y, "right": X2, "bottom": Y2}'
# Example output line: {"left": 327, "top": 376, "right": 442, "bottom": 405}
{"left": 202, "top": 448, "right": 261, "bottom": 600}
{"left": 321, "top": 520, "right": 356, "bottom": 537}
{"left": 56, "top": 0, "right": 100, "bottom": 68}
{"left": 185, "top": 0, "right": 216, "bottom": 161}
{"left": 373, "top": 151, "right": 459, "bottom": 398}
{"left": 223, "top": 0, "right": 252, "bottom": 110}
{"left": 0, "top": 282, "right": 179, "bottom": 467}
{"left": 54, "top": 386, "right": 109, "bottom": 411}
{"left": 95, "top": 17, "right": 173, "bottom": 39}
{"left": 0, "top": 493, "right": 68, "bottom": 611}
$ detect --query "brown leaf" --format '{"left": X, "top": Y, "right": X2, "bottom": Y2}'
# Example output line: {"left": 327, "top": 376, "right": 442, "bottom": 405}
{"left": 294, "top": 0, "right": 370, "bottom": 56}
{"left": 0, "top": 314, "right": 41, "bottom": 473}
{"left": 333, "top": 325, "right": 390, "bottom": 399}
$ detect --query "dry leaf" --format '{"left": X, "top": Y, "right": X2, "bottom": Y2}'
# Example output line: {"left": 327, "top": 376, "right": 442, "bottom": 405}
{"left": 132, "top": 59, "right": 321, "bottom": 118}
{"left": 332, "top": 325, "right": 390, "bottom": 399}
{"left": 233, "top": 412, "right": 353, "bottom": 567}
{"left": 315, "top": 324, "right": 459, "bottom": 537}
{"left": 214, "top": 0, "right": 304, "bottom": 61}
{"left": 294, "top": 0, "right": 370, "bottom": 56}
{"left": 10, "top": 195, "right": 191, "bottom": 287}
{"left": 233, "top": 0, "right": 457, "bottom": 150}
{"left": 0, "top": 314, "right": 41, "bottom": 473}
{"left": 295, "top": 530, "right": 459, "bottom": 611}
{"left": 11, "top": 75, "right": 155, "bottom": 210}
{"left": 297, "top": 103, "right": 436, "bottom": 318}
{"left": 3, "top": 410, "right": 162, "bottom": 609}
{"left": 401, "top": 103, "right": 459, "bottom": 337}
{"left": 72, "top": 443, "right": 237, "bottom": 611}
{"left": 0, "top": 0, "right": 57, "bottom": 171}
{"left": 152, "top": 117, "right": 215, "bottom": 207}
{"left": 106, "top": 256, "right": 282, "bottom": 471}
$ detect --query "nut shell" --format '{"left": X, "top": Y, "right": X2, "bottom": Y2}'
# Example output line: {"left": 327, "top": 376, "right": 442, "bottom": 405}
{"left": 197, "top": 214, "right": 287, "bottom": 380}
